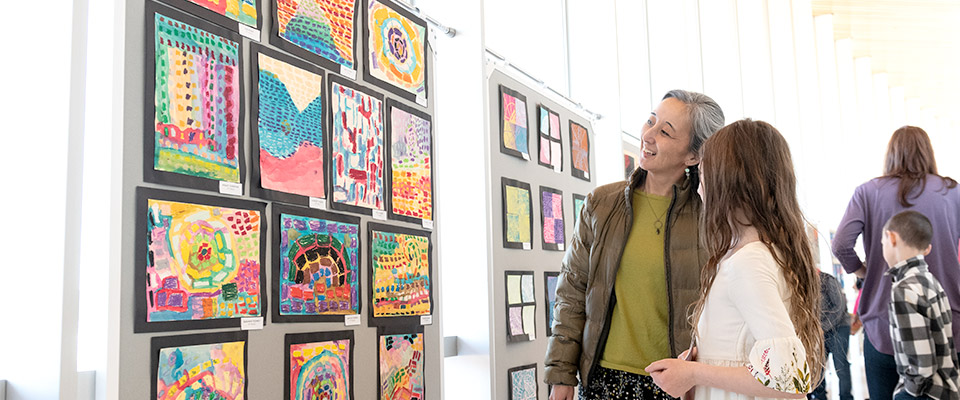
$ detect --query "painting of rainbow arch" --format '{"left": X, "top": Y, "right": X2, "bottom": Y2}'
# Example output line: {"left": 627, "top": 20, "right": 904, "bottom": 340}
{"left": 277, "top": 0, "right": 357, "bottom": 69}
{"left": 155, "top": 336, "right": 246, "bottom": 400}
{"left": 367, "top": 0, "right": 427, "bottom": 96}
{"left": 186, "top": 0, "right": 258, "bottom": 26}
{"left": 379, "top": 332, "right": 425, "bottom": 400}
{"left": 153, "top": 10, "right": 241, "bottom": 182}
{"left": 371, "top": 227, "right": 431, "bottom": 317}
{"left": 278, "top": 213, "right": 360, "bottom": 315}
{"left": 146, "top": 199, "right": 262, "bottom": 322}
{"left": 287, "top": 332, "right": 353, "bottom": 400}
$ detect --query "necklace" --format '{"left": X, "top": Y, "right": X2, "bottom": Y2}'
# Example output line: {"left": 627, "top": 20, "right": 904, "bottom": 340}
{"left": 642, "top": 192, "right": 668, "bottom": 235}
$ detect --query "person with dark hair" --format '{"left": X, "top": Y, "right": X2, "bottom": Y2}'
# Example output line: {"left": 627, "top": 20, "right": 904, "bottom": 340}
{"left": 833, "top": 126, "right": 960, "bottom": 400}
{"left": 881, "top": 211, "right": 959, "bottom": 400}
{"left": 544, "top": 90, "right": 724, "bottom": 400}
{"left": 645, "top": 119, "right": 823, "bottom": 399}
{"left": 809, "top": 272, "right": 853, "bottom": 400}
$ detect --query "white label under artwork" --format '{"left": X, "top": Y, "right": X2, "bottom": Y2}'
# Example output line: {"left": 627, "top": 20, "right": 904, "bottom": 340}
{"left": 219, "top": 181, "right": 243, "bottom": 196}
{"left": 344, "top": 315, "right": 361, "bottom": 326}
{"left": 584, "top": 172, "right": 590, "bottom": 180}
{"left": 340, "top": 65, "right": 357, "bottom": 80}
{"left": 420, "top": 315, "right": 433, "bottom": 325}
{"left": 522, "top": 242, "right": 531, "bottom": 250}
{"left": 522, "top": 153, "right": 530, "bottom": 160}
{"left": 241, "top": 317, "right": 263, "bottom": 330}
{"left": 422, "top": 219, "right": 434, "bottom": 230}
{"left": 416, "top": 94, "right": 427, "bottom": 107}
{"left": 309, "top": 197, "right": 327, "bottom": 210}
{"left": 238, "top": 24, "right": 260, "bottom": 41}
{"left": 373, "top": 210, "right": 387, "bottom": 220}
{"left": 554, "top": 165, "right": 562, "bottom": 173}
{"left": 558, "top": 243, "right": 565, "bottom": 251}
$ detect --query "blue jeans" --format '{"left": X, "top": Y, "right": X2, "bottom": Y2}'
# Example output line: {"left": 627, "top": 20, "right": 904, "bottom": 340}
{"left": 893, "top": 391, "right": 930, "bottom": 400}
{"left": 864, "top": 331, "right": 900, "bottom": 400}
{"left": 809, "top": 324, "right": 853, "bottom": 400}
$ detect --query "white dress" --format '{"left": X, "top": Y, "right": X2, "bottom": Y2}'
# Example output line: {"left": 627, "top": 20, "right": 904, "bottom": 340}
{"left": 694, "top": 242, "right": 811, "bottom": 400}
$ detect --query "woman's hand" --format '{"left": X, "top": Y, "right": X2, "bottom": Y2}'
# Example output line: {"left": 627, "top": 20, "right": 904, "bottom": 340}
{"left": 549, "top": 384, "right": 575, "bottom": 400}
{"left": 645, "top": 358, "right": 699, "bottom": 398}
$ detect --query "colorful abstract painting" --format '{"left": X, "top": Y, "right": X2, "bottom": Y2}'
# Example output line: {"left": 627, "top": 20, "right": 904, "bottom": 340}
{"left": 138, "top": 188, "right": 265, "bottom": 332}
{"left": 544, "top": 272, "right": 559, "bottom": 337}
{"left": 570, "top": 121, "right": 591, "bottom": 181}
{"left": 285, "top": 331, "right": 353, "bottom": 400}
{"left": 151, "top": 6, "right": 241, "bottom": 184}
{"left": 274, "top": 0, "right": 357, "bottom": 70}
{"left": 253, "top": 45, "right": 326, "bottom": 200}
{"left": 508, "top": 364, "right": 538, "bottom": 400}
{"left": 624, "top": 151, "right": 638, "bottom": 180}
{"left": 539, "top": 186, "right": 565, "bottom": 251}
{"left": 331, "top": 79, "right": 385, "bottom": 212}
{"left": 365, "top": 0, "right": 427, "bottom": 100}
{"left": 505, "top": 271, "right": 536, "bottom": 342}
{"left": 274, "top": 204, "right": 361, "bottom": 322}
{"left": 537, "top": 105, "right": 562, "bottom": 171}
{"left": 152, "top": 332, "right": 247, "bottom": 400}
{"left": 501, "top": 178, "right": 532, "bottom": 250}
{"left": 369, "top": 223, "right": 432, "bottom": 324}
{"left": 378, "top": 331, "right": 425, "bottom": 400}
{"left": 387, "top": 100, "right": 433, "bottom": 222}
{"left": 172, "top": 0, "right": 259, "bottom": 27}
{"left": 499, "top": 86, "right": 529, "bottom": 160}
{"left": 572, "top": 193, "right": 586, "bottom": 226}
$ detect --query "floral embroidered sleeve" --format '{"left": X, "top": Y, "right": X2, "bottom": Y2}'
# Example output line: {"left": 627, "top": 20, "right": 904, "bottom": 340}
{"left": 727, "top": 247, "right": 812, "bottom": 394}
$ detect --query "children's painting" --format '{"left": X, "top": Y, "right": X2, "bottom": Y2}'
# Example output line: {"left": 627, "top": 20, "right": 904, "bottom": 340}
{"left": 505, "top": 271, "right": 536, "bottom": 342}
{"left": 537, "top": 105, "right": 562, "bottom": 171}
{"left": 274, "top": 0, "right": 357, "bottom": 70}
{"left": 501, "top": 178, "right": 532, "bottom": 250}
{"left": 139, "top": 188, "right": 265, "bottom": 332}
{"left": 275, "top": 205, "right": 361, "bottom": 322}
{"left": 152, "top": 332, "right": 247, "bottom": 400}
{"left": 369, "top": 223, "right": 432, "bottom": 324}
{"left": 163, "top": 0, "right": 259, "bottom": 28}
{"left": 539, "top": 186, "right": 565, "bottom": 251}
{"left": 151, "top": 6, "right": 241, "bottom": 184}
{"left": 507, "top": 364, "right": 538, "bottom": 400}
{"left": 364, "top": 0, "right": 427, "bottom": 100}
{"left": 330, "top": 79, "right": 385, "bottom": 213}
{"left": 378, "top": 330, "right": 425, "bottom": 400}
{"left": 285, "top": 331, "right": 353, "bottom": 400}
{"left": 572, "top": 193, "right": 586, "bottom": 226}
{"left": 570, "top": 121, "right": 591, "bottom": 181}
{"left": 254, "top": 45, "right": 326, "bottom": 200}
{"left": 544, "top": 272, "right": 559, "bottom": 337}
{"left": 499, "top": 86, "right": 529, "bottom": 160}
{"left": 387, "top": 100, "right": 433, "bottom": 223}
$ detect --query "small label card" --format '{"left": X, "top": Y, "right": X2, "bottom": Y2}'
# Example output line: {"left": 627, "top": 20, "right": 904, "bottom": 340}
{"left": 420, "top": 315, "right": 433, "bottom": 325}
{"left": 554, "top": 165, "right": 561, "bottom": 173}
{"left": 219, "top": 181, "right": 243, "bottom": 196}
{"left": 415, "top": 94, "right": 427, "bottom": 107}
{"left": 239, "top": 24, "right": 260, "bottom": 41}
{"left": 340, "top": 65, "right": 357, "bottom": 80}
{"left": 522, "top": 242, "right": 531, "bottom": 250}
{"left": 373, "top": 210, "right": 387, "bottom": 220}
{"left": 241, "top": 317, "right": 263, "bottom": 330}
{"left": 584, "top": 172, "right": 590, "bottom": 180}
{"left": 309, "top": 197, "right": 327, "bottom": 210}
{"left": 344, "top": 315, "right": 361, "bottom": 326}
{"left": 422, "top": 219, "right": 434, "bottom": 230}
{"left": 522, "top": 153, "right": 530, "bottom": 160}
{"left": 558, "top": 243, "right": 565, "bottom": 251}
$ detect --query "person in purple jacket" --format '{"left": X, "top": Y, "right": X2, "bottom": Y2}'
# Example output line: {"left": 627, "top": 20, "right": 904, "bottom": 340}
{"left": 833, "top": 125, "right": 960, "bottom": 400}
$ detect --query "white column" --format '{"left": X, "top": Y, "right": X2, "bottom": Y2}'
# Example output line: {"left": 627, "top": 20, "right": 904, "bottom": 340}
{"left": 645, "top": 0, "right": 703, "bottom": 105}
{"left": 614, "top": 0, "right": 651, "bottom": 136}
{"left": 737, "top": 0, "right": 776, "bottom": 123}
{"left": 791, "top": 0, "right": 822, "bottom": 214}
{"left": 889, "top": 86, "right": 906, "bottom": 128}
{"left": 699, "top": 0, "right": 744, "bottom": 120}
{"left": 767, "top": 1, "right": 803, "bottom": 163}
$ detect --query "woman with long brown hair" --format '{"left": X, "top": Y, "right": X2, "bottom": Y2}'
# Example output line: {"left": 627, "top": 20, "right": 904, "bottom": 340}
{"left": 832, "top": 126, "right": 960, "bottom": 400}
{"left": 645, "top": 119, "right": 823, "bottom": 399}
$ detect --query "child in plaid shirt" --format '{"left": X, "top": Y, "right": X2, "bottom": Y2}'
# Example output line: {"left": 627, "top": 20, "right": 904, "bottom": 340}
{"left": 883, "top": 210, "right": 960, "bottom": 400}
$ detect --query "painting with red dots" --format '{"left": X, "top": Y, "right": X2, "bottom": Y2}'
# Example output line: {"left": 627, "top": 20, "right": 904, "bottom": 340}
{"left": 385, "top": 99, "right": 433, "bottom": 224}
{"left": 329, "top": 76, "right": 385, "bottom": 215}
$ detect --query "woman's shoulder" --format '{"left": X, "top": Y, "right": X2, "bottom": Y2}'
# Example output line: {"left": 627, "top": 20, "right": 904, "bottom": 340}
{"left": 722, "top": 242, "right": 780, "bottom": 277}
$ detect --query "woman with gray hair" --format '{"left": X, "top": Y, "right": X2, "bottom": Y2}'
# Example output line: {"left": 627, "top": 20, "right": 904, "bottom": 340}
{"left": 544, "top": 90, "right": 724, "bottom": 400}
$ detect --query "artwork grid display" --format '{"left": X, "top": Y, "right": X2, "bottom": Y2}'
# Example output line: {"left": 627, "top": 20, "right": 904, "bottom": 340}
{"left": 368, "top": 223, "right": 433, "bottom": 326}
{"left": 363, "top": 0, "right": 428, "bottom": 103}
{"left": 329, "top": 76, "right": 386, "bottom": 214}
{"left": 499, "top": 85, "right": 530, "bottom": 160}
{"left": 543, "top": 272, "right": 559, "bottom": 337}
{"left": 505, "top": 270, "right": 536, "bottom": 342}
{"left": 538, "top": 186, "right": 565, "bottom": 251}
{"left": 501, "top": 177, "right": 533, "bottom": 249}
{"left": 385, "top": 99, "right": 434, "bottom": 223}
{"left": 507, "top": 364, "right": 538, "bottom": 400}
{"left": 151, "top": 331, "right": 248, "bottom": 400}
{"left": 377, "top": 326, "right": 425, "bottom": 400}
{"left": 536, "top": 105, "right": 562, "bottom": 171}
{"left": 270, "top": 0, "right": 359, "bottom": 73}
{"left": 145, "top": 1, "right": 246, "bottom": 192}
{"left": 135, "top": 187, "right": 266, "bottom": 333}
{"left": 273, "top": 204, "right": 362, "bottom": 323}
{"left": 285, "top": 330, "right": 354, "bottom": 400}
{"left": 250, "top": 43, "right": 329, "bottom": 206}
{"left": 569, "top": 121, "right": 591, "bottom": 181}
